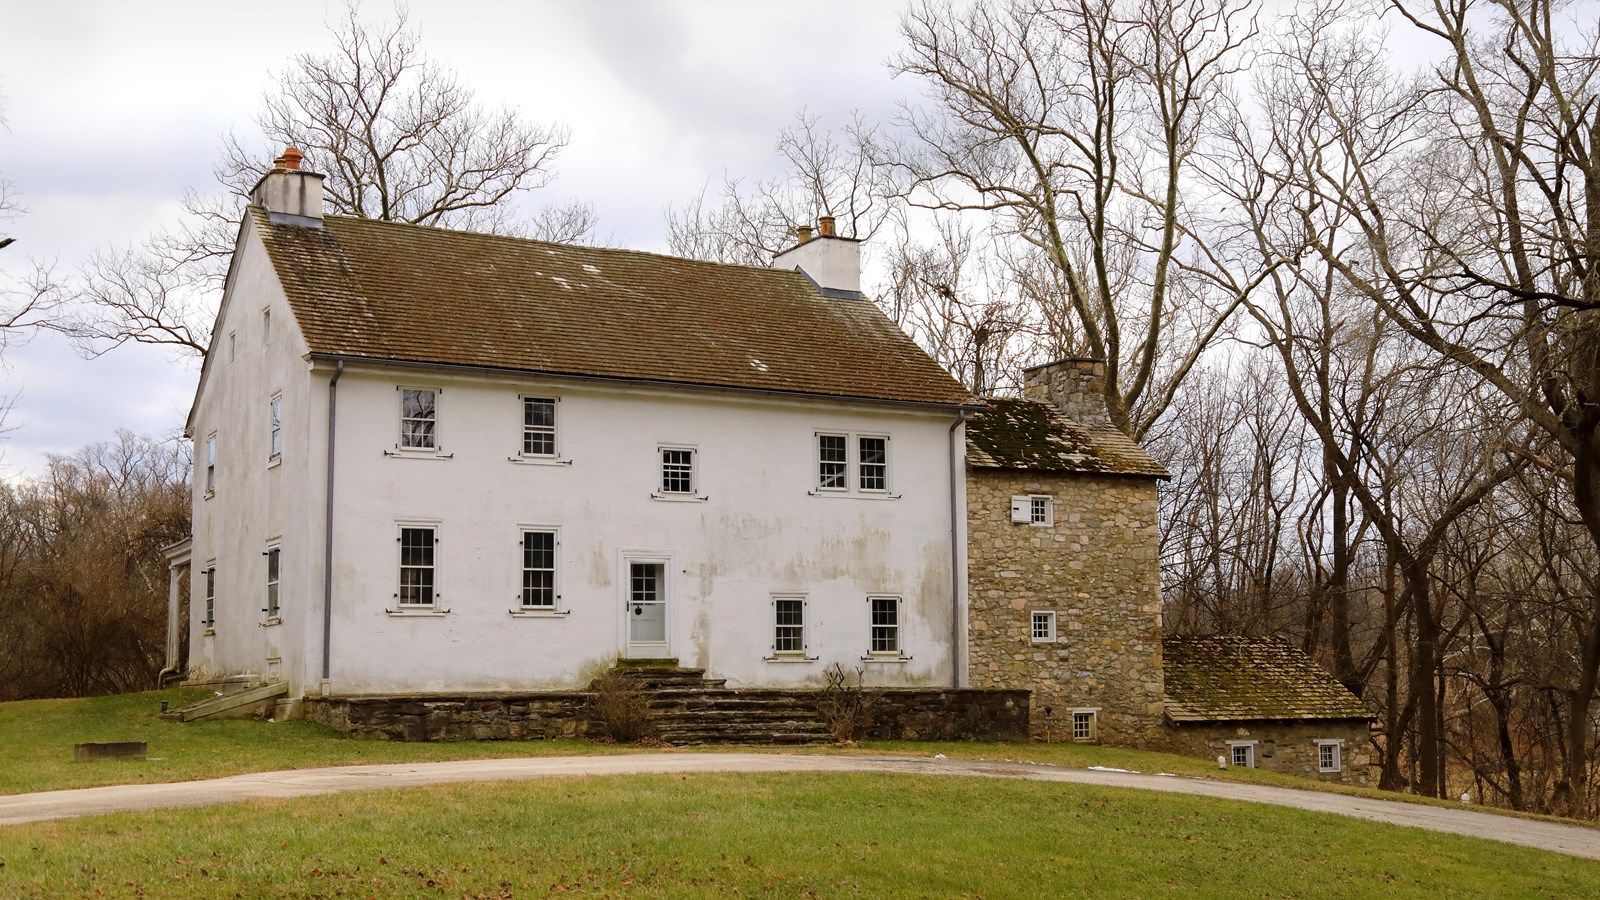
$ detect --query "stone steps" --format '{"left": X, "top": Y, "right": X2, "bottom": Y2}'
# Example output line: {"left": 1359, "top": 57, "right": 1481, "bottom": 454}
{"left": 597, "top": 666, "right": 830, "bottom": 745}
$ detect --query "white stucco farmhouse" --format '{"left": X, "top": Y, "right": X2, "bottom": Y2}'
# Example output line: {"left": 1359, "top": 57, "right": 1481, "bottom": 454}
{"left": 171, "top": 148, "right": 981, "bottom": 701}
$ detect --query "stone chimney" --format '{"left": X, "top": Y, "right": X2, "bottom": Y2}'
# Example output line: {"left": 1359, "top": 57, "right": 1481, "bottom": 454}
{"left": 1023, "top": 357, "right": 1110, "bottom": 424}
{"left": 250, "top": 146, "right": 325, "bottom": 227}
{"left": 772, "top": 217, "right": 861, "bottom": 299}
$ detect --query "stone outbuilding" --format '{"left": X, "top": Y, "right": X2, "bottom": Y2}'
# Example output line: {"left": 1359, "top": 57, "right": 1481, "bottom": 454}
{"left": 964, "top": 359, "right": 1170, "bottom": 746}
{"left": 1162, "top": 636, "right": 1375, "bottom": 785}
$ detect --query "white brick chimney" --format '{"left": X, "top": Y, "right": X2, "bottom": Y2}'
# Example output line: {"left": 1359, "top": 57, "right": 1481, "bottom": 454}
{"left": 250, "top": 147, "right": 325, "bottom": 227}
{"left": 771, "top": 215, "right": 861, "bottom": 299}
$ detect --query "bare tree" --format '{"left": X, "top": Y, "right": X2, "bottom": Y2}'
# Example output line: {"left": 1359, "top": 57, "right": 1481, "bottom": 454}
{"left": 665, "top": 110, "right": 893, "bottom": 266}
{"left": 888, "top": 0, "right": 1263, "bottom": 438}
{"left": 69, "top": 4, "right": 591, "bottom": 359}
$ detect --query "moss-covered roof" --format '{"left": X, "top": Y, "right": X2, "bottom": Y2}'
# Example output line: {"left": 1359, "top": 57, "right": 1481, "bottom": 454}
{"left": 1163, "top": 636, "right": 1373, "bottom": 723}
{"left": 965, "top": 398, "right": 1168, "bottom": 477}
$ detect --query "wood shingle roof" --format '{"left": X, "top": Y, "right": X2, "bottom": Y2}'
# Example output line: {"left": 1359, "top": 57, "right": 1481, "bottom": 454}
{"left": 251, "top": 209, "right": 975, "bottom": 407}
{"left": 965, "top": 397, "right": 1169, "bottom": 478}
{"left": 1163, "top": 636, "right": 1373, "bottom": 723}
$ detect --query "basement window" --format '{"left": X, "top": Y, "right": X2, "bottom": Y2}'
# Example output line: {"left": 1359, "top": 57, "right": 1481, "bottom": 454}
{"left": 1315, "top": 739, "right": 1343, "bottom": 773}
{"left": 1227, "top": 740, "right": 1257, "bottom": 768}
{"left": 1071, "top": 709, "right": 1099, "bottom": 743}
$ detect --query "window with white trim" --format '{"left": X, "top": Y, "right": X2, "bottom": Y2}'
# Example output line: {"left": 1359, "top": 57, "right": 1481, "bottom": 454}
{"left": 1010, "top": 494, "right": 1054, "bottom": 525}
{"left": 400, "top": 388, "right": 438, "bottom": 450}
{"left": 398, "top": 526, "right": 436, "bottom": 606}
{"left": 1071, "top": 709, "right": 1099, "bottom": 742}
{"left": 1228, "top": 740, "right": 1257, "bottom": 768}
{"left": 870, "top": 596, "right": 900, "bottom": 654}
{"left": 817, "top": 434, "right": 847, "bottom": 490}
{"left": 520, "top": 529, "right": 557, "bottom": 608}
{"left": 269, "top": 394, "right": 282, "bottom": 460}
{"left": 264, "top": 545, "right": 280, "bottom": 619}
{"left": 773, "top": 595, "right": 806, "bottom": 654}
{"left": 204, "top": 434, "right": 217, "bottom": 495}
{"left": 660, "top": 447, "right": 695, "bottom": 494}
{"left": 813, "top": 432, "right": 892, "bottom": 495}
{"left": 202, "top": 566, "right": 216, "bottom": 629}
{"left": 1315, "top": 739, "right": 1343, "bottom": 773}
{"left": 858, "top": 436, "right": 888, "bottom": 491}
{"left": 1031, "top": 610, "right": 1057, "bottom": 642}
{"left": 521, "top": 397, "right": 557, "bottom": 457}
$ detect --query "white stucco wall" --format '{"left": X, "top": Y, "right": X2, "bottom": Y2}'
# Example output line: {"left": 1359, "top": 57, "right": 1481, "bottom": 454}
{"left": 185, "top": 224, "right": 969, "bottom": 699}
{"left": 320, "top": 368, "right": 965, "bottom": 694}
{"left": 185, "top": 221, "right": 320, "bottom": 693}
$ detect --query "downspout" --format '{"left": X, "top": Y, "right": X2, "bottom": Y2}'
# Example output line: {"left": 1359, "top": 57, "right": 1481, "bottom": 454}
{"left": 320, "top": 360, "right": 344, "bottom": 695}
{"left": 948, "top": 409, "right": 968, "bottom": 689}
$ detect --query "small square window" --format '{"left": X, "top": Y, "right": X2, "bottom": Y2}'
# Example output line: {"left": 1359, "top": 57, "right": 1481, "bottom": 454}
{"left": 400, "top": 389, "right": 437, "bottom": 450}
{"left": 1030, "top": 496, "right": 1052, "bottom": 525}
{"left": 774, "top": 596, "right": 805, "bottom": 654}
{"left": 1071, "top": 709, "right": 1098, "bottom": 742}
{"left": 1316, "top": 740, "right": 1342, "bottom": 773}
{"left": 1031, "top": 610, "right": 1056, "bottom": 642}
{"left": 660, "top": 447, "right": 695, "bottom": 494}
{"left": 1228, "top": 741, "right": 1257, "bottom": 768}
{"left": 521, "top": 397, "right": 557, "bottom": 457}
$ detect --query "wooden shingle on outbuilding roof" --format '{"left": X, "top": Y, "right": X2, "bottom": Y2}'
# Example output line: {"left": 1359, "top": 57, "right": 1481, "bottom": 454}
{"left": 965, "top": 397, "right": 1169, "bottom": 478}
{"left": 1162, "top": 636, "right": 1373, "bottom": 723}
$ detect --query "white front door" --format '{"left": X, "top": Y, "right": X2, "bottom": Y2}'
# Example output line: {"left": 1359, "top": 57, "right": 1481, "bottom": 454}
{"left": 625, "top": 561, "right": 670, "bottom": 659}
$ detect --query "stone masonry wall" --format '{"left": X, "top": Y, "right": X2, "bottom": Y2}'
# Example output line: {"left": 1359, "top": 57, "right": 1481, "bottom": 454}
{"left": 967, "top": 470, "right": 1165, "bottom": 745}
{"left": 306, "top": 689, "right": 1028, "bottom": 743}
{"left": 1163, "top": 720, "right": 1374, "bottom": 786}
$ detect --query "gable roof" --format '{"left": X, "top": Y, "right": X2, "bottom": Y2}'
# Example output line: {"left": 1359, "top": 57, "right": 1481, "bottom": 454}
{"left": 965, "top": 397, "right": 1169, "bottom": 478}
{"left": 1162, "top": 636, "right": 1373, "bottom": 723}
{"left": 249, "top": 208, "right": 974, "bottom": 407}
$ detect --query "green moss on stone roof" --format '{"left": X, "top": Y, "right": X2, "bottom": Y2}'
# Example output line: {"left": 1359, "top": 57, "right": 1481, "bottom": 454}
{"left": 1163, "top": 636, "right": 1372, "bottom": 723}
{"left": 965, "top": 398, "right": 1168, "bottom": 478}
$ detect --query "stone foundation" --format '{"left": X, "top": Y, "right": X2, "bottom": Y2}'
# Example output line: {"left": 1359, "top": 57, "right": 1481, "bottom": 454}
{"left": 306, "top": 688, "right": 1029, "bottom": 743}
{"left": 1163, "top": 719, "right": 1373, "bottom": 785}
{"left": 966, "top": 470, "right": 1165, "bottom": 745}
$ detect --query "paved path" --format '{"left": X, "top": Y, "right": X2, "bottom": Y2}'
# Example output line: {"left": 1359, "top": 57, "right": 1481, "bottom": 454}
{"left": 3, "top": 753, "right": 1598, "bottom": 860}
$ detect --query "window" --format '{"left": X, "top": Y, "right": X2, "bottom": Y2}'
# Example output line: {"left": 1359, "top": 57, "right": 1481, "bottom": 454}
{"left": 1031, "top": 610, "right": 1057, "bottom": 642}
{"left": 228, "top": 332, "right": 237, "bottom": 364}
{"left": 269, "top": 395, "right": 282, "bottom": 460}
{"left": 202, "top": 566, "right": 216, "bottom": 629}
{"left": 205, "top": 434, "right": 217, "bottom": 495}
{"left": 398, "top": 527, "right": 436, "bottom": 606}
{"left": 521, "top": 397, "right": 557, "bottom": 456}
{"left": 858, "top": 436, "right": 888, "bottom": 491}
{"left": 1316, "top": 740, "right": 1343, "bottom": 773}
{"left": 774, "top": 596, "right": 806, "bottom": 654}
{"left": 660, "top": 447, "right": 695, "bottom": 494}
{"left": 1228, "top": 741, "right": 1257, "bottom": 768}
{"left": 520, "top": 530, "right": 556, "bottom": 608}
{"left": 262, "top": 308, "right": 271, "bottom": 345}
{"left": 1071, "top": 709, "right": 1099, "bottom": 742}
{"left": 400, "top": 388, "right": 437, "bottom": 449}
{"left": 870, "top": 596, "right": 900, "bottom": 654}
{"left": 817, "top": 434, "right": 847, "bottom": 490}
{"left": 1011, "top": 494, "right": 1054, "bottom": 525}
{"left": 264, "top": 546, "right": 280, "bottom": 619}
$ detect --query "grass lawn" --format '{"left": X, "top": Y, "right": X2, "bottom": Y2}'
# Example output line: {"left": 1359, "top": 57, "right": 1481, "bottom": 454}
{"left": 3, "top": 773, "right": 1595, "bottom": 898}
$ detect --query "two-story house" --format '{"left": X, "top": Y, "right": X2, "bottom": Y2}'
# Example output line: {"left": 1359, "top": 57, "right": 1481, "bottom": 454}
{"left": 177, "top": 149, "right": 978, "bottom": 702}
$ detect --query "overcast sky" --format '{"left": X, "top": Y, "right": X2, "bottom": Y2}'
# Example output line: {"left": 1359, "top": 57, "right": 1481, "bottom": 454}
{"left": 0, "top": 0, "right": 916, "bottom": 478}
